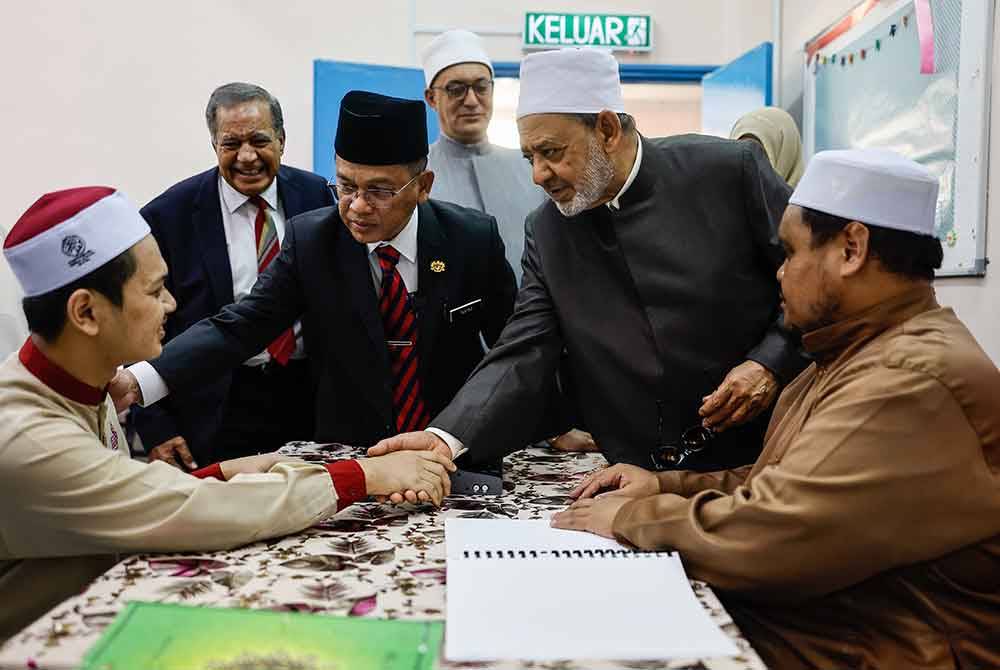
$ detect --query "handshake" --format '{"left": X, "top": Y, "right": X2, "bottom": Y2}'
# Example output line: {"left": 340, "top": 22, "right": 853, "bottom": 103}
{"left": 110, "top": 369, "right": 459, "bottom": 506}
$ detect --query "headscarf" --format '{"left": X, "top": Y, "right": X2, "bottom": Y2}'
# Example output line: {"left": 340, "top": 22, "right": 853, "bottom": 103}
{"left": 729, "top": 107, "right": 805, "bottom": 187}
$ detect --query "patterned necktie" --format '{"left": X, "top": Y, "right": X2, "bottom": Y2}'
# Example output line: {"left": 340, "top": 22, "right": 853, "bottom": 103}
{"left": 250, "top": 195, "right": 296, "bottom": 365}
{"left": 376, "top": 245, "right": 430, "bottom": 433}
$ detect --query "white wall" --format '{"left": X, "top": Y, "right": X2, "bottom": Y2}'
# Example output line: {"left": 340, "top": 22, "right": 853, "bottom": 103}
{"left": 0, "top": 1, "right": 773, "bottom": 355}
{"left": 780, "top": 1, "right": 1000, "bottom": 363}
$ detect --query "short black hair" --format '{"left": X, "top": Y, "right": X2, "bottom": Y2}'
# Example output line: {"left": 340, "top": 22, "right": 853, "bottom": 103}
{"left": 205, "top": 82, "right": 285, "bottom": 143}
{"left": 22, "top": 249, "right": 138, "bottom": 342}
{"left": 800, "top": 207, "right": 943, "bottom": 280}
{"left": 572, "top": 112, "right": 637, "bottom": 135}
{"left": 406, "top": 156, "right": 429, "bottom": 177}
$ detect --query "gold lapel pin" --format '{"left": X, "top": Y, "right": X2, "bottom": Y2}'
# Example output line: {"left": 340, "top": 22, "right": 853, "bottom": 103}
{"left": 430, "top": 260, "right": 446, "bottom": 273}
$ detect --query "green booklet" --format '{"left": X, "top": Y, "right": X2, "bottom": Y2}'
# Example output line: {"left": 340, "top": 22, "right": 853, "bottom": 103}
{"left": 82, "top": 602, "right": 443, "bottom": 670}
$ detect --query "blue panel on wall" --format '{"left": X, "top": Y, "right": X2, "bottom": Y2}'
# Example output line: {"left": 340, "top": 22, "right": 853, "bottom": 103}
{"left": 701, "top": 42, "right": 773, "bottom": 137}
{"left": 313, "top": 60, "right": 438, "bottom": 179}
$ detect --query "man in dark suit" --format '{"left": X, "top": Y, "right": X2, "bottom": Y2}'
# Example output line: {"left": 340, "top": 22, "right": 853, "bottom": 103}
{"left": 116, "top": 91, "right": 516, "bottom": 457}
{"left": 371, "top": 48, "right": 808, "bottom": 479}
{"left": 132, "top": 83, "right": 334, "bottom": 468}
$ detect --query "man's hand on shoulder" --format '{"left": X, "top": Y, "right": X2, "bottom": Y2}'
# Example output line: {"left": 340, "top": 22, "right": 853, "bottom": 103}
{"left": 109, "top": 369, "right": 143, "bottom": 413}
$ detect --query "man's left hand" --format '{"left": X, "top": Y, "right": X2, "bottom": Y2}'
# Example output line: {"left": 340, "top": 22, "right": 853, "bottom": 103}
{"left": 699, "top": 360, "right": 779, "bottom": 432}
{"left": 550, "top": 497, "right": 631, "bottom": 539}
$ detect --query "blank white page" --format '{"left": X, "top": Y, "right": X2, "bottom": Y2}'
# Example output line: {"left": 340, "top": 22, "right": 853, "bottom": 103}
{"left": 445, "top": 518, "right": 627, "bottom": 557}
{"left": 445, "top": 520, "right": 739, "bottom": 662}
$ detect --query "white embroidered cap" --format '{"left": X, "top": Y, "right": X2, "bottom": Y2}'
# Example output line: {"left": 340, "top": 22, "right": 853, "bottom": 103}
{"left": 516, "top": 48, "right": 625, "bottom": 119}
{"left": 421, "top": 29, "right": 494, "bottom": 87}
{"left": 4, "top": 187, "right": 151, "bottom": 297}
{"left": 790, "top": 149, "right": 939, "bottom": 236}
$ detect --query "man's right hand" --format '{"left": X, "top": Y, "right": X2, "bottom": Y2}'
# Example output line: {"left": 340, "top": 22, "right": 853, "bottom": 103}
{"left": 570, "top": 463, "right": 660, "bottom": 500}
{"left": 358, "top": 450, "right": 456, "bottom": 507}
{"left": 367, "top": 431, "right": 453, "bottom": 460}
{"left": 147, "top": 436, "right": 198, "bottom": 470}
{"left": 109, "top": 369, "right": 142, "bottom": 412}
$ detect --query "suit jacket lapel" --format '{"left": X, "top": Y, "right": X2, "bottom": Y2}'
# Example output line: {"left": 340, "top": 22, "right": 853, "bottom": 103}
{"left": 416, "top": 201, "right": 451, "bottom": 379}
{"left": 334, "top": 220, "right": 392, "bottom": 414}
{"left": 195, "top": 169, "right": 235, "bottom": 306}
{"left": 276, "top": 166, "right": 305, "bottom": 218}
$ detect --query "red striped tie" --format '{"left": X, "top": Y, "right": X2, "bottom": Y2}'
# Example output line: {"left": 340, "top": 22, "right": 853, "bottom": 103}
{"left": 376, "top": 245, "right": 430, "bottom": 433}
{"left": 250, "top": 196, "right": 296, "bottom": 365}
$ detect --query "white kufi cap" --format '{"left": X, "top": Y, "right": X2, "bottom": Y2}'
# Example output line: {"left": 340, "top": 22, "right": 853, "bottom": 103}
{"left": 790, "top": 149, "right": 939, "bottom": 236}
{"left": 4, "top": 187, "right": 151, "bottom": 297}
{"left": 421, "top": 29, "right": 493, "bottom": 87}
{"left": 516, "top": 48, "right": 624, "bottom": 119}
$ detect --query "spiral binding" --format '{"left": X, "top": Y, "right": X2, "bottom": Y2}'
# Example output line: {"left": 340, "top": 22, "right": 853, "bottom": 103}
{"left": 460, "top": 548, "right": 673, "bottom": 559}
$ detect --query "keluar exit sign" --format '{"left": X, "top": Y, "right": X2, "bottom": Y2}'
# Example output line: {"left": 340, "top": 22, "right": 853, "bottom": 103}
{"left": 523, "top": 12, "right": 653, "bottom": 51}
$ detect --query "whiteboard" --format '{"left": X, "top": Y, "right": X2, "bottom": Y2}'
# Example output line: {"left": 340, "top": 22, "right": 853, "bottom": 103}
{"left": 802, "top": 0, "right": 992, "bottom": 276}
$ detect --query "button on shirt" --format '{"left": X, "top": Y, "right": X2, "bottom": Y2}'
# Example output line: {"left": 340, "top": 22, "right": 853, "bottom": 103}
{"left": 218, "top": 176, "right": 305, "bottom": 365}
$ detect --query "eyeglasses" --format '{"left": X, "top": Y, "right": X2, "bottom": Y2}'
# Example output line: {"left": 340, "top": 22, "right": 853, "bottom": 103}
{"left": 650, "top": 424, "right": 715, "bottom": 470}
{"left": 432, "top": 78, "right": 494, "bottom": 100}
{"left": 327, "top": 173, "right": 422, "bottom": 210}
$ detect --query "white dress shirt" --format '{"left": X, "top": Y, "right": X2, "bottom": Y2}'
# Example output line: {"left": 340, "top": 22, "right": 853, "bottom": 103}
{"left": 367, "top": 207, "right": 419, "bottom": 294}
{"left": 428, "top": 139, "right": 644, "bottom": 459}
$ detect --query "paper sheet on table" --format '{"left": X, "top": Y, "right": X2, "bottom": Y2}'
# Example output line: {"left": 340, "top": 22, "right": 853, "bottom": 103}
{"left": 445, "top": 518, "right": 739, "bottom": 662}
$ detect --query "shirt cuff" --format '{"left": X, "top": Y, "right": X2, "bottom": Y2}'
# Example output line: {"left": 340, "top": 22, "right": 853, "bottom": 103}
{"left": 128, "top": 361, "right": 170, "bottom": 407}
{"left": 190, "top": 463, "right": 225, "bottom": 480}
{"left": 426, "top": 427, "right": 467, "bottom": 459}
{"left": 325, "top": 460, "right": 367, "bottom": 511}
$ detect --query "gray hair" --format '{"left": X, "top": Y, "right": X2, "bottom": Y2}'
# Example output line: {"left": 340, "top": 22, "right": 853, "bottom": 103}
{"left": 205, "top": 82, "right": 285, "bottom": 143}
{"left": 571, "top": 112, "right": 636, "bottom": 135}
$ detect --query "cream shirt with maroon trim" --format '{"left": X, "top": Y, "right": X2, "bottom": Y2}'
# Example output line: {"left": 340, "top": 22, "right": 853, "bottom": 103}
{"left": 0, "top": 338, "right": 365, "bottom": 641}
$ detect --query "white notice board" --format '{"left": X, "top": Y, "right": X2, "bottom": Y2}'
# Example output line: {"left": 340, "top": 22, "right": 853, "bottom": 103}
{"left": 802, "top": 0, "right": 992, "bottom": 276}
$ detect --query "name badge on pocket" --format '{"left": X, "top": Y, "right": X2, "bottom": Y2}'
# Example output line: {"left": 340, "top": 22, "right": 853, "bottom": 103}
{"left": 448, "top": 298, "right": 483, "bottom": 323}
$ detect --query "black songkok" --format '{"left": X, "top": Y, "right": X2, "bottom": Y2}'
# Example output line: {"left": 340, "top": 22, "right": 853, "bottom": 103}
{"left": 334, "top": 90, "right": 429, "bottom": 165}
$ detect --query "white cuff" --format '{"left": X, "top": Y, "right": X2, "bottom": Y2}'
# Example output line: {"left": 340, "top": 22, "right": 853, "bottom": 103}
{"left": 426, "top": 427, "right": 467, "bottom": 459}
{"left": 128, "top": 361, "right": 170, "bottom": 407}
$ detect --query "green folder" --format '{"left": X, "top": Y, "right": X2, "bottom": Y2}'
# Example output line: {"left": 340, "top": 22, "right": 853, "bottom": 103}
{"left": 82, "top": 602, "right": 443, "bottom": 670}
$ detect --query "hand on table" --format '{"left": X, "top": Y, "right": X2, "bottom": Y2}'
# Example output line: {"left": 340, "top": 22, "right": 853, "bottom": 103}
{"left": 358, "top": 449, "right": 456, "bottom": 507}
{"left": 570, "top": 463, "right": 660, "bottom": 500}
{"left": 548, "top": 428, "right": 599, "bottom": 453}
{"left": 550, "top": 496, "right": 631, "bottom": 539}
{"left": 699, "top": 360, "right": 779, "bottom": 432}
{"left": 147, "top": 436, "right": 198, "bottom": 470}
{"left": 109, "top": 369, "right": 142, "bottom": 413}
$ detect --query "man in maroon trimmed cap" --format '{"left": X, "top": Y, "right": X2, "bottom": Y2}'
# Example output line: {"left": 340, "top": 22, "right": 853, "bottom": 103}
{"left": 0, "top": 186, "right": 455, "bottom": 641}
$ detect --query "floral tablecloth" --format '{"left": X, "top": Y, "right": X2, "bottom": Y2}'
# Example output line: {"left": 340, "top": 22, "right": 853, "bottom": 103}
{"left": 0, "top": 444, "right": 765, "bottom": 669}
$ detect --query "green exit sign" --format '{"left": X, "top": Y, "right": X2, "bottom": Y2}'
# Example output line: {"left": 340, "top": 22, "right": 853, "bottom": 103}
{"left": 523, "top": 12, "right": 653, "bottom": 51}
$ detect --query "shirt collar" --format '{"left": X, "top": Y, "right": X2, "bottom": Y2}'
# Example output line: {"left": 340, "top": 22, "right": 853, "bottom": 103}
{"left": 366, "top": 206, "right": 420, "bottom": 264}
{"left": 18, "top": 337, "right": 107, "bottom": 406}
{"left": 802, "top": 285, "right": 939, "bottom": 363}
{"left": 608, "top": 139, "right": 643, "bottom": 210}
{"left": 219, "top": 173, "right": 279, "bottom": 214}
{"left": 438, "top": 132, "right": 492, "bottom": 157}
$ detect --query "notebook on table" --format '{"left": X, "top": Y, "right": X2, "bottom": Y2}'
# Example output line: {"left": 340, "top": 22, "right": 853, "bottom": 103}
{"left": 445, "top": 518, "right": 739, "bottom": 662}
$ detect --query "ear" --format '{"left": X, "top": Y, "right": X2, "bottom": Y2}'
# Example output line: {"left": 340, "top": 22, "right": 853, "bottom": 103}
{"left": 278, "top": 131, "right": 286, "bottom": 156}
{"left": 65, "top": 289, "right": 103, "bottom": 338}
{"left": 417, "top": 170, "right": 435, "bottom": 202}
{"left": 594, "top": 110, "right": 624, "bottom": 152}
{"left": 840, "top": 221, "right": 871, "bottom": 278}
{"left": 424, "top": 88, "right": 438, "bottom": 110}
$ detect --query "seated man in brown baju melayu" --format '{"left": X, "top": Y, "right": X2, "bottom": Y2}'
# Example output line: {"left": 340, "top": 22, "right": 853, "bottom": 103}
{"left": 553, "top": 148, "right": 1000, "bottom": 670}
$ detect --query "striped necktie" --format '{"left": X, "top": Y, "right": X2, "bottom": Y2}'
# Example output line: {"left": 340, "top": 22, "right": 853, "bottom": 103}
{"left": 376, "top": 245, "right": 430, "bottom": 432}
{"left": 250, "top": 195, "right": 296, "bottom": 365}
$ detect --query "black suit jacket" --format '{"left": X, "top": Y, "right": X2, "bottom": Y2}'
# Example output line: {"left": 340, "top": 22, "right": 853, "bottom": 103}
{"left": 132, "top": 165, "right": 334, "bottom": 459}
{"left": 434, "top": 135, "right": 809, "bottom": 470}
{"left": 146, "top": 199, "right": 517, "bottom": 447}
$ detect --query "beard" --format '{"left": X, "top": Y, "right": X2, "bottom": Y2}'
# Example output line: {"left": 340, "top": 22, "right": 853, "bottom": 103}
{"left": 553, "top": 136, "right": 616, "bottom": 217}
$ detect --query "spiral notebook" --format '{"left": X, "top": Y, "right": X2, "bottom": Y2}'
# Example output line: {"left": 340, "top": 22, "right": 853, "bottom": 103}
{"left": 445, "top": 518, "right": 739, "bottom": 662}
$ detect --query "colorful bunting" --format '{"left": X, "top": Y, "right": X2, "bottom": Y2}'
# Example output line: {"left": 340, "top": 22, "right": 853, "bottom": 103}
{"left": 811, "top": 12, "right": 913, "bottom": 76}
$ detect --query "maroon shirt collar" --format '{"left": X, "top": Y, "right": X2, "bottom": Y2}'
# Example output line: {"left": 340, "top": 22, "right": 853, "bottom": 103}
{"left": 18, "top": 337, "right": 108, "bottom": 406}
